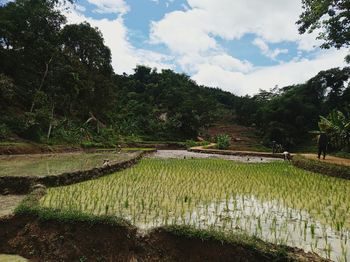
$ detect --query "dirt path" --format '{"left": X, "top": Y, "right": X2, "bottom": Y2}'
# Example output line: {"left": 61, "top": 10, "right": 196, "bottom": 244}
{"left": 0, "top": 195, "right": 26, "bottom": 217}
{"left": 0, "top": 254, "right": 29, "bottom": 262}
{"left": 301, "top": 154, "right": 350, "bottom": 167}
{"left": 150, "top": 150, "right": 282, "bottom": 163}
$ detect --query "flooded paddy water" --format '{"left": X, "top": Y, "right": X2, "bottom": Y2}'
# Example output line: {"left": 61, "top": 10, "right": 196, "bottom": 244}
{"left": 150, "top": 150, "right": 282, "bottom": 162}
{"left": 0, "top": 151, "right": 139, "bottom": 177}
{"left": 0, "top": 195, "right": 26, "bottom": 217}
{"left": 38, "top": 154, "right": 350, "bottom": 261}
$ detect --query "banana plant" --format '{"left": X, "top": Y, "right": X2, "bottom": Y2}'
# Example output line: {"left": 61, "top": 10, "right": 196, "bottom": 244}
{"left": 318, "top": 109, "right": 350, "bottom": 151}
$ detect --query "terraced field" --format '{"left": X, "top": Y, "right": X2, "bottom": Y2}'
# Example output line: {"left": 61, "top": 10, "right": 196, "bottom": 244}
{"left": 39, "top": 158, "right": 350, "bottom": 261}
{"left": 0, "top": 152, "right": 138, "bottom": 177}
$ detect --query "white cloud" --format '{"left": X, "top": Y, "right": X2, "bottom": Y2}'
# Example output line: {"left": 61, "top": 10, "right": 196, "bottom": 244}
{"left": 63, "top": 6, "right": 173, "bottom": 74}
{"left": 150, "top": 10, "right": 217, "bottom": 54}
{"left": 178, "top": 53, "right": 252, "bottom": 74}
{"left": 148, "top": 0, "right": 347, "bottom": 96}
{"left": 150, "top": 0, "right": 175, "bottom": 8}
{"left": 86, "top": 0, "right": 129, "bottom": 14}
{"left": 62, "top": 1, "right": 347, "bottom": 97}
{"left": 192, "top": 49, "right": 348, "bottom": 96}
{"left": 75, "top": 4, "right": 86, "bottom": 12}
{"left": 150, "top": 0, "right": 322, "bottom": 55}
{"left": 253, "top": 38, "right": 288, "bottom": 60}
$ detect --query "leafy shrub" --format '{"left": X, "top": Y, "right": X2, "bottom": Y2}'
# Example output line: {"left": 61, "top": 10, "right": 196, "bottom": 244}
{"left": 93, "top": 127, "right": 118, "bottom": 148}
{"left": 0, "top": 74, "right": 15, "bottom": 103}
{"left": 332, "top": 151, "right": 350, "bottom": 159}
{"left": 0, "top": 123, "right": 10, "bottom": 139}
{"left": 185, "top": 140, "right": 197, "bottom": 149}
{"left": 51, "top": 120, "right": 85, "bottom": 144}
{"left": 81, "top": 141, "right": 104, "bottom": 149}
{"left": 185, "top": 140, "right": 210, "bottom": 149}
{"left": 216, "top": 134, "right": 230, "bottom": 150}
{"left": 319, "top": 109, "right": 350, "bottom": 151}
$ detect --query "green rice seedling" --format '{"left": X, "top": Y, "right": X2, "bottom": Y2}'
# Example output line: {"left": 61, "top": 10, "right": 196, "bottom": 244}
{"left": 39, "top": 158, "right": 350, "bottom": 261}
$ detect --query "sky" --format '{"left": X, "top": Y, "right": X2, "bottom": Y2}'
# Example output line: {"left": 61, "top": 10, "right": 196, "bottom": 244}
{"left": 33, "top": 0, "right": 350, "bottom": 95}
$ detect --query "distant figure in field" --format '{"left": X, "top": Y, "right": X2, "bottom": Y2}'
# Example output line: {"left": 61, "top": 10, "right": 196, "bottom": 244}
{"left": 103, "top": 159, "right": 110, "bottom": 167}
{"left": 283, "top": 151, "right": 291, "bottom": 161}
{"left": 116, "top": 144, "right": 122, "bottom": 153}
{"left": 272, "top": 141, "right": 276, "bottom": 154}
{"left": 317, "top": 133, "right": 328, "bottom": 160}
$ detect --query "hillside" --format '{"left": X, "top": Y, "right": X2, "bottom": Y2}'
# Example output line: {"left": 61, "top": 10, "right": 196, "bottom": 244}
{"left": 0, "top": 0, "right": 349, "bottom": 153}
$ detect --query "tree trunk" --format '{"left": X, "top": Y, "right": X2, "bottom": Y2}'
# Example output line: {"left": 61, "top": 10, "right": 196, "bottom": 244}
{"left": 47, "top": 102, "right": 55, "bottom": 140}
{"left": 30, "top": 56, "right": 53, "bottom": 112}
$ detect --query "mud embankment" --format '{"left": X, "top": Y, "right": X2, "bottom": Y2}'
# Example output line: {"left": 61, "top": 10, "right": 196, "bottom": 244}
{"left": 0, "top": 214, "right": 328, "bottom": 262}
{"left": 189, "top": 145, "right": 285, "bottom": 159}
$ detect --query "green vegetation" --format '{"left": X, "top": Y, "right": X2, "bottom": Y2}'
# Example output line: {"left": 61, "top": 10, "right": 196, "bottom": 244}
{"left": 16, "top": 200, "right": 131, "bottom": 227}
{"left": 331, "top": 151, "right": 350, "bottom": 159}
{"left": 15, "top": 191, "right": 291, "bottom": 261}
{"left": 160, "top": 225, "right": 290, "bottom": 260}
{"left": 0, "top": 152, "right": 137, "bottom": 177}
{"left": 184, "top": 140, "right": 210, "bottom": 149}
{"left": 15, "top": 191, "right": 131, "bottom": 229}
{"left": 36, "top": 158, "right": 349, "bottom": 260}
{"left": 238, "top": 68, "right": 350, "bottom": 151}
{"left": 80, "top": 141, "right": 107, "bottom": 149}
{"left": 297, "top": 0, "right": 350, "bottom": 49}
{"left": 292, "top": 155, "right": 350, "bottom": 179}
{"left": 1, "top": 1, "right": 349, "bottom": 261}
{"left": 216, "top": 134, "right": 230, "bottom": 150}
{"left": 0, "top": 0, "right": 237, "bottom": 144}
{"left": 1, "top": 0, "right": 350, "bottom": 152}
{"left": 121, "top": 148, "right": 156, "bottom": 152}
{"left": 319, "top": 109, "right": 350, "bottom": 152}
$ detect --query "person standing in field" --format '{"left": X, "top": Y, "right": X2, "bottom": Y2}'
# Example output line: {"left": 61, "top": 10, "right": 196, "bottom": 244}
{"left": 317, "top": 132, "right": 328, "bottom": 160}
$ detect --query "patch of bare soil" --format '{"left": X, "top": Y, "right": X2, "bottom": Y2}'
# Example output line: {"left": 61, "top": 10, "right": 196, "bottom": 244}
{"left": 208, "top": 124, "right": 254, "bottom": 139}
{"left": 207, "top": 124, "right": 268, "bottom": 152}
{"left": 301, "top": 154, "right": 350, "bottom": 167}
{"left": 0, "top": 215, "right": 138, "bottom": 262}
{"left": 0, "top": 215, "right": 329, "bottom": 262}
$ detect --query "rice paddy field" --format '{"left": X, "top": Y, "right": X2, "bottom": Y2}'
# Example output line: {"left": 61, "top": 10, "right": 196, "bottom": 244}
{"left": 39, "top": 158, "right": 350, "bottom": 261}
{"left": 0, "top": 152, "right": 138, "bottom": 177}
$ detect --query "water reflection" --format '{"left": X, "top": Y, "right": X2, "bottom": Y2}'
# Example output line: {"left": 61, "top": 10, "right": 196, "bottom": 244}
{"left": 133, "top": 195, "right": 349, "bottom": 261}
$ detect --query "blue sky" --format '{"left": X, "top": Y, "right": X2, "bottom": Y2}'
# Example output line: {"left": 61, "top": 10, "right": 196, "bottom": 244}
{"left": 61, "top": 0, "right": 347, "bottom": 95}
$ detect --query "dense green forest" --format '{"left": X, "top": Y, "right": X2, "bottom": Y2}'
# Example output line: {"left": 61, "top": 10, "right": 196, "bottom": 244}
{"left": 0, "top": 0, "right": 349, "bottom": 151}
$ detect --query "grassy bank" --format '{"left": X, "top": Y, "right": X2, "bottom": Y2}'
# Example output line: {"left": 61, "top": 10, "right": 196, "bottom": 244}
{"left": 9, "top": 189, "right": 322, "bottom": 262}
{"left": 292, "top": 154, "right": 350, "bottom": 179}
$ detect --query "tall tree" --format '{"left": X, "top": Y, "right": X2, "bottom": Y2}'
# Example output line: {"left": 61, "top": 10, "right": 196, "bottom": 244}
{"left": 297, "top": 0, "right": 350, "bottom": 49}
{"left": 60, "top": 22, "right": 112, "bottom": 74}
{"left": 0, "top": 0, "right": 66, "bottom": 111}
{"left": 60, "top": 22, "right": 114, "bottom": 118}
